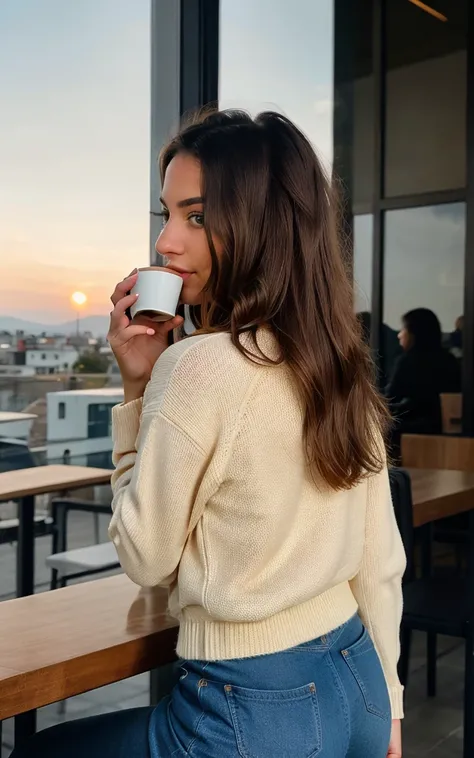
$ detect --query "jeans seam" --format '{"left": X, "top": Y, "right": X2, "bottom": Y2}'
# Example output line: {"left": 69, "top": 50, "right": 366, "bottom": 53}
{"left": 186, "top": 673, "right": 211, "bottom": 755}
{"left": 327, "top": 615, "right": 358, "bottom": 649}
{"left": 326, "top": 651, "right": 351, "bottom": 746}
{"left": 341, "top": 655, "right": 390, "bottom": 721}
{"left": 164, "top": 699, "right": 188, "bottom": 757}
{"left": 225, "top": 691, "right": 247, "bottom": 758}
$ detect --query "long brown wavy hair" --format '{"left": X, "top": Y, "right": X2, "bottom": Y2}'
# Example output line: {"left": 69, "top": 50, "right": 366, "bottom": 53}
{"left": 161, "top": 109, "right": 389, "bottom": 490}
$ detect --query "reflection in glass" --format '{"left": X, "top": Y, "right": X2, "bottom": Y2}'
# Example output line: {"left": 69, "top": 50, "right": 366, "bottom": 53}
{"left": 353, "top": 214, "right": 373, "bottom": 314}
{"left": 352, "top": 1, "right": 374, "bottom": 213}
{"left": 385, "top": 0, "right": 466, "bottom": 196}
{"left": 383, "top": 203, "right": 464, "bottom": 452}
{"left": 219, "top": 0, "right": 334, "bottom": 169}
{"left": 384, "top": 204, "right": 465, "bottom": 335}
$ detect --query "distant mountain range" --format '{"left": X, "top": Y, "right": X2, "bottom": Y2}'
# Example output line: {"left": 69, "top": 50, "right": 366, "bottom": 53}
{"left": 0, "top": 315, "right": 109, "bottom": 337}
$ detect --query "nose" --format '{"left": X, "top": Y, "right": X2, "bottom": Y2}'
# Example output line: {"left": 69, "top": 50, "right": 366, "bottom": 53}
{"left": 155, "top": 219, "right": 185, "bottom": 258}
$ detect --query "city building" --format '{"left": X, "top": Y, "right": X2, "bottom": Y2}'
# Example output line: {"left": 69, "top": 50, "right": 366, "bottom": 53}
{"left": 46, "top": 387, "right": 123, "bottom": 468}
{"left": 25, "top": 344, "right": 79, "bottom": 375}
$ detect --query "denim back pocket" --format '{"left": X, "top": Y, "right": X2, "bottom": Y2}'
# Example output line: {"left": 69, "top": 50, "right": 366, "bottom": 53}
{"left": 224, "top": 682, "right": 322, "bottom": 758}
{"left": 340, "top": 627, "right": 391, "bottom": 720}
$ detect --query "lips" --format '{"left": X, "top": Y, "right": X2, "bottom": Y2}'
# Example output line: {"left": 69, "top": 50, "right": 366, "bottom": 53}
{"left": 167, "top": 267, "right": 193, "bottom": 281}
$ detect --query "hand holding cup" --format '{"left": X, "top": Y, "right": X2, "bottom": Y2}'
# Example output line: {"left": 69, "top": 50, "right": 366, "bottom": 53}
{"left": 107, "top": 269, "right": 183, "bottom": 401}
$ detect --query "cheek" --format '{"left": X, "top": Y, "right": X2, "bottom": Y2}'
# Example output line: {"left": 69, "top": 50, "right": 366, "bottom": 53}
{"left": 195, "top": 244, "right": 213, "bottom": 284}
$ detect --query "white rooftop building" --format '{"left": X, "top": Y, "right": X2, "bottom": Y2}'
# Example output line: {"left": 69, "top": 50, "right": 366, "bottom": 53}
{"left": 26, "top": 345, "right": 79, "bottom": 375}
{"left": 46, "top": 388, "right": 123, "bottom": 468}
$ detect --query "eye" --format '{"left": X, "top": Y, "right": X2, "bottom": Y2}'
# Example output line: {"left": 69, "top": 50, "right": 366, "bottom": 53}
{"left": 159, "top": 209, "right": 169, "bottom": 228}
{"left": 188, "top": 212, "right": 204, "bottom": 228}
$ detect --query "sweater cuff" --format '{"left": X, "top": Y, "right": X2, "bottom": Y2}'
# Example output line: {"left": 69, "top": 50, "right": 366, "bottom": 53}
{"left": 112, "top": 398, "right": 143, "bottom": 455}
{"left": 389, "top": 685, "right": 404, "bottom": 720}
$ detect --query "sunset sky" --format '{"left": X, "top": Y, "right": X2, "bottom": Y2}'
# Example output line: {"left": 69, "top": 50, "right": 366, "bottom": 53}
{"left": 1, "top": 0, "right": 333, "bottom": 325}
{"left": 0, "top": 0, "right": 151, "bottom": 324}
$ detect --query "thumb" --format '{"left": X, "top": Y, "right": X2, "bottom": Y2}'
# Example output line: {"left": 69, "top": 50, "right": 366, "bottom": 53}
{"left": 154, "top": 315, "right": 184, "bottom": 338}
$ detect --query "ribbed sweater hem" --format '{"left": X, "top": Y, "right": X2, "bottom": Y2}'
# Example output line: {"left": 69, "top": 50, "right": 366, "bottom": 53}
{"left": 177, "top": 582, "right": 356, "bottom": 660}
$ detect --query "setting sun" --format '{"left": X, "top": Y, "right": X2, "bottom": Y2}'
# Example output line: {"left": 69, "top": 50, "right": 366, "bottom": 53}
{"left": 71, "top": 291, "right": 87, "bottom": 307}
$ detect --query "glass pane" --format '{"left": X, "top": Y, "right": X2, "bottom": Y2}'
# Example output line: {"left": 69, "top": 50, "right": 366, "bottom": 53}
{"left": 0, "top": 0, "right": 149, "bottom": 472}
{"left": 383, "top": 203, "right": 465, "bottom": 443}
{"left": 385, "top": 0, "right": 467, "bottom": 196}
{"left": 353, "top": 214, "right": 373, "bottom": 315}
{"left": 219, "top": 0, "right": 334, "bottom": 171}
{"left": 353, "top": 2, "right": 374, "bottom": 213}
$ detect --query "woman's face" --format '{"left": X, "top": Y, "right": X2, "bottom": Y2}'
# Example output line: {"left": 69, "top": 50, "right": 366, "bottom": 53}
{"left": 155, "top": 153, "right": 215, "bottom": 306}
{"left": 398, "top": 324, "right": 412, "bottom": 351}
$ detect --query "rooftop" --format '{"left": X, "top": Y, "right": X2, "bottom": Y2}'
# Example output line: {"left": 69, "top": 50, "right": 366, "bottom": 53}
{"left": 50, "top": 388, "right": 124, "bottom": 399}
{"left": 0, "top": 412, "right": 37, "bottom": 424}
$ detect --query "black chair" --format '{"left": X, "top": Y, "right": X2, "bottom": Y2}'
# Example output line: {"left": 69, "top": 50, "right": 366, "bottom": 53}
{"left": 49, "top": 498, "right": 113, "bottom": 589}
{"left": 389, "top": 467, "right": 474, "bottom": 758}
{"left": 0, "top": 440, "right": 55, "bottom": 548}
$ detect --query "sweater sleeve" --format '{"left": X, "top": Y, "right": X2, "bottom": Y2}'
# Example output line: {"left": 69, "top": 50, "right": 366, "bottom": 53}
{"left": 349, "top": 464, "right": 406, "bottom": 720}
{"left": 108, "top": 397, "right": 208, "bottom": 588}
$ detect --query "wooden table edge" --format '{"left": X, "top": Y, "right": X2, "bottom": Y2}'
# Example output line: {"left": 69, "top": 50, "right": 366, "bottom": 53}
{"left": 0, "top": 626, "right": 178, "bottom": 721}
{"left": 412, "top": 487, "right": 474, "bottom": 528}
{"left": 0, "top": 472, "right": 112, "bottom": 501}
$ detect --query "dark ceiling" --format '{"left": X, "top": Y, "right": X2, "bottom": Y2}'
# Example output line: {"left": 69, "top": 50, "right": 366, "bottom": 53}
{"left": 354, "top": 0, "right": 466, "bottom": 79}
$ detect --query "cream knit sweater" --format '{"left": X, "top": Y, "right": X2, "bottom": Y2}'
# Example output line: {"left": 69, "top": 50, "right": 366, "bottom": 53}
{"left": 109, "top": 331, "right": 406, "bottom": 719}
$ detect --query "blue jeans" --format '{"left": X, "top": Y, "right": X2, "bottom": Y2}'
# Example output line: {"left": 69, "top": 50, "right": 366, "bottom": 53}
{"left": 11, "top": 614, "right": 391, "bottom": 757}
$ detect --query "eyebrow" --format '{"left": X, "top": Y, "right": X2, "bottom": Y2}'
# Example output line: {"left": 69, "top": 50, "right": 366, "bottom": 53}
{"left": 160, "top": 196, "right": 204, "bottom": 209}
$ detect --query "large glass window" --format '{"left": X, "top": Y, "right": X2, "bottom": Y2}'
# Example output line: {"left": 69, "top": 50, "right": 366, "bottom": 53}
{"left": 88, "top": 403, "right": 115, "bottom": 439}
{"left": 353, "top": 214, "right": 373, "bottom": 315}
{"left": 219, "top": 0, "right": 334, "bottom": 170}
{"left": 352, "top": 1, "right": 374, "bottom": 213}
{"left": 385, "top": 0, "right": 467, "bottom": 197}
{"left": 383, "top": 204, "right": 465, "bottom": 335}
{"left": 0, "top": 0, "right": 150, "bottom": 470}
{"left": 383, "top": 203, "right": 465, "bottom": 438}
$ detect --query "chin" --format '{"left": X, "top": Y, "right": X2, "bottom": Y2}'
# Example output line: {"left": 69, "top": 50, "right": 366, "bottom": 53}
{"left": 181, "top": 286, "right": 203, "bottom": 307}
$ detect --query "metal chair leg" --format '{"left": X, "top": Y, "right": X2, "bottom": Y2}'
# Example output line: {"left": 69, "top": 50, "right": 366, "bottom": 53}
{"left": 463, "top": 630, "right": 474, "bottom": 758}
{"left": 58, "top": 699, "right": 67, "bottom": 716}
{"left": 14, "top": 710, "right": 37, "bottom": 749}
{"left": 427, "top": 632, "right": 437, "bottom": 697}
{"left": 150, "top": 663, "right": 179, "bottom": 705}
{"left": 93, "top": 512, "right": 100, "bottom": 544}
{"left": 398, "top": 626, "right": 412, "bottom": 688}
{"left": 50, "top": 503, "right": 68, "bottom": 591}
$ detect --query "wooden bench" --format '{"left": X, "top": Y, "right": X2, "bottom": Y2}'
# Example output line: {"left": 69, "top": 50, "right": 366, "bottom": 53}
{"left": 0, "top": 574, "right": 178, "bottom": 749}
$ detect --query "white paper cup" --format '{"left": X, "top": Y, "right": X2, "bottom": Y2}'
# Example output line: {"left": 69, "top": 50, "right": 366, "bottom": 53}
{"left": 130, "top": 267, "right": 183, "bottom": 322}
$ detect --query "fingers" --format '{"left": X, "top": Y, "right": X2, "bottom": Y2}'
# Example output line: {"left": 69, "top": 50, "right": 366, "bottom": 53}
{"left": 133, "top": 313, "right": 184, "bottom": 334}
{"left": 108, "top": 292, "right": 139, "bottom": 334}
{"left": 159, "top": 315, "right": 184, "bottom": 334}
{"left": 108, "top": 324, "right": 155, "bottom": 346}
{"left": 110, "top": 271, "right": 138, "bottom": 306}
{"left": 114, "top": 291, "right": 139, "bottom": 316}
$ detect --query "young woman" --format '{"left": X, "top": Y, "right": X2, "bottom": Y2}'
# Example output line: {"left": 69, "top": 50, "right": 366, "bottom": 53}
{"left": 13, "top": 110, "right": 405, "bottom": 758}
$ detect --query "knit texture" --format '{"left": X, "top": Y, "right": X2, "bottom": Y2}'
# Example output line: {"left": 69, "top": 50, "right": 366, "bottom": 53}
{"left": 109, "top": 331, "right": 406, "bottom": 719}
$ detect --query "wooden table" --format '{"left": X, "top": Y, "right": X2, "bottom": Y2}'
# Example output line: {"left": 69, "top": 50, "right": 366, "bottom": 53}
{"left": 408, "top": 468, "right": 474, "bottom": 527}
{"left": 0, "top": 465, "right": 112, "bottom": 597}
{"left": 0, "top": 574, "right": 178, "bottom": 746}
